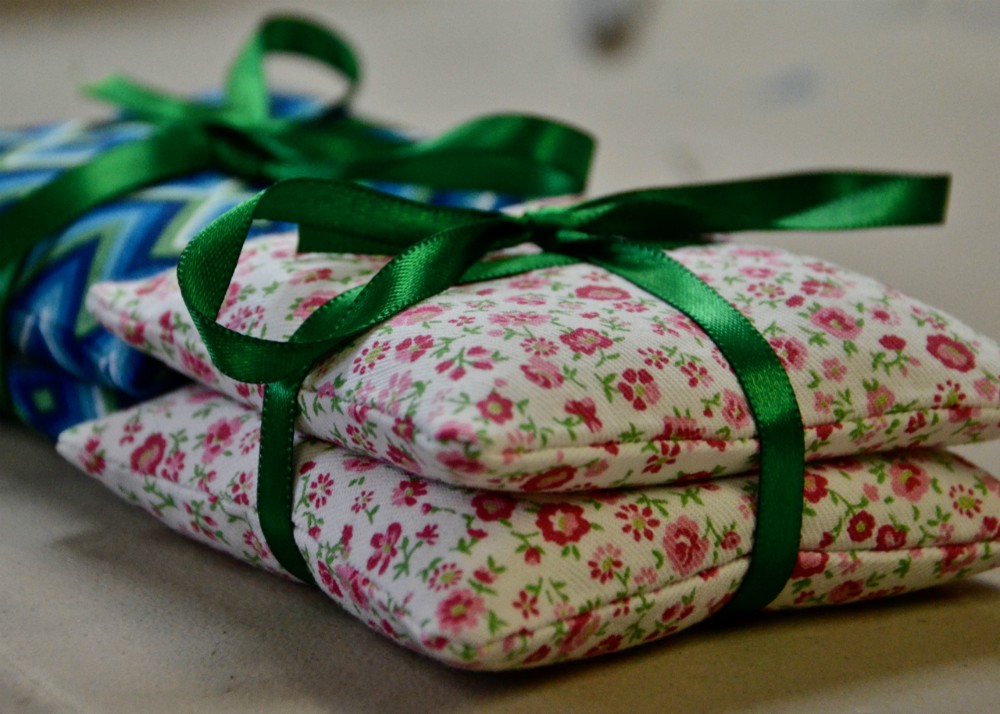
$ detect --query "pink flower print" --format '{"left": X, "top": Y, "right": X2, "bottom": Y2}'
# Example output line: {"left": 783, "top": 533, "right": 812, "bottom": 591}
{"left": 395, "top": 335, "right": 434, "bottom": 363}
{"left": 477, "top": 392, "right": 514, "bottom": 424}
{"left": 926, "top": 334, "right": 976, "bottom": 373}
{"left": 201, "top": 417, "right": 242, "bottom": 464}
{"left": 386, "top": 444, "right": 418, "bottom": 471}
{"left": 662, "top": 515, "right": 709, "bottom": 577}
{"left": 536, "top": 503, "right": 591, "bottom": 546}
{"left": 560, "top": 327, "right": 613, "bottom": 355}
{"left": 292, "top": 290, "right": 337, "bottom": 320}
{"left": 814, "top": 392, "right": 835, "bottom": 414}
{"left": 822, "top": 357, "right": 847, "bottom": 382}
{"left": 393, "top": 304, "right": 445, "bottom": 326}
{"left": 616, "top": 503, "right": 661, "bottom": 542}
{"left": 741, "top": 266, "right": 775, "bottom": 279}
{"left": 870, "top": 306, "right": 901, "bottom": 326}
{"left": 367, "top": 522, "right": 402, "bottom": 575}
{"left": 289, "top": 267, "right": 333, "bottom": 284}
{"left": 747, "top": 282, "right": 786, "bottom": 300}
{"left": 638, "top": 347, "right": 669, "bottom": 370}
{"left": 617, "top": 368, "right": 660, "bottom": 411}
{"left": 559, "top": 611, "right": 602, "bottom": 655}
{"left": 506, "top": 294, "right": 546, "bottom": 306}
{"left": 416, "top": 524, "right": 439, "bottom": 545}
{"left": 81, "top": 437, "right": 106, "bottom": 476}
{"left": 879, "top": 334, "right": 907, "bottom": 351}
{"left": 811, "top": 306, "right": 862, "bottom": 340}
{"left": 974, "top": 377, "right": 998, "bottom": 402}
{"left": 827, "top": 579, "right": 865, "bottom": 604}
{"left": 866, "top": 383, "right": 896, "bottom": 417}
{"left": 343, "top": 457, "right": 377, "bottom": 473}
{"left": 939, "top": 544, "right": 978, "bottom": 575}
{"left": 657, "top": 415, "right": 704, "bottom": 441}
{"left": 180, "top": 348, "right": 216, "bottom": 384}
{"left": 889, "top": 461, "right": 931, "bottom": 502}
{"left": 950, "top": 484, "right": 983, "bottom": 518}
{"left": 392, "top": 415, "right": 415, "bottom": 443}
{"left": 436, "top": 421, "right": 478, "bottom": 444}
{"left": 308, "top": 472, "right": 334, "bottom": 509}
{"left": 679, "top": 360, "right": 713, "bottom": 386}
{"left": 520, "top": 355, "right": 564, "bottom": 389}
{"left": 721, "top": 389, "right": 751, "bottom": 430}
{"left": 429, "top": 563, "right": 463, "bottom": 592}
{"left": 769, "top": 336, "right": 808, "bottom": 371}
{"left": 471, "top": 492, "right": 517, "bottom": 522}
{"left": 564, "top": 397, "right": 602, "bottom": 433}
{"left": 489, "top": 311, "right": 549, "bottom": 327}
{"left": 801, "top": 278, "right": 845, "bottom": 299}
{"left": 521, "top": 465, "right": 576, "bottom": 492}
{"left": 791, "top": 551, "right": 829, "bottom": 578}
{"left": 847, "top": 511, "right": 876, "bottom": 542}
{"left": 876, "top": 525, "right": 907, "bottom": 551}
{"left": 129, "top": 433, "right": 167, "bottom": 475}
{"left": 513, "top": 590, "right": 540, "bottom": 619}
{"left": 120, "top": 318, "right": 146, "bottom": 347}
{"left": 575, "top": 284, "right": 631, "bottom": 301}
{"left": 317, "top": 561, "right": 343, "bottom": 599}
{"left": 633, "top": 565, "right": 658, "bottom": 587}
{"left": 437, "top": 589, "right": 486, "bottom": 634}
{"left": 720, "top": 530, "right": 742, "bottom": 550}
{"left": 229, "top": 471, "right": 254, "bottom": 507}
{"left": 588, "top": 544, "right": 624, "bottom": 584}
{"left": 160, "top": 450, "right": 185, "bottom": 482}
{"left": 352, "top": 340, "right": 390, "bottom": 375}
{"left": 243, "top": 530, "right": 268, "bottom": 559}
{"left": 520, "top": 336, "right": 559, "bottom": 356}
{"left": 437, "top": 450, "right": 485, "bottom": 475}
{"left": 391, "top": 478, "right": 427, "bottom": 507}
{"left": 335, "top": 564, "right": 371, "bottom": 609}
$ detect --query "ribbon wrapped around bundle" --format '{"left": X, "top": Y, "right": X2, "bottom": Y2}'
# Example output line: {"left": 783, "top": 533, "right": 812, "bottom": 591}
{"left": 0, "top": 14, "right": 594, "bottom": 436}
{"left": 175, "top": 172, "right": 951, "bottom": 613}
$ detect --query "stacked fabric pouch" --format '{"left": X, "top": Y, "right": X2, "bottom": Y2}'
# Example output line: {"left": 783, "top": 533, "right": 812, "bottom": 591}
{"left": 57, "top": 175, "right": 1000, "bottom": 669}
{"left": 0, "top": 14, "right": 594, "bottom": 438}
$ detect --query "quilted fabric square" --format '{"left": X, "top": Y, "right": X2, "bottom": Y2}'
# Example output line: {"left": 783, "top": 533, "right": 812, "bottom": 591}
{"left": 0, "top": 111, "right": 516, "bottom": 438}
{"left": 56, "top": 384, "right": 1000, "bottom": 669}
{"left": 89, "top": 233, "right": 1000, "bottom": 491}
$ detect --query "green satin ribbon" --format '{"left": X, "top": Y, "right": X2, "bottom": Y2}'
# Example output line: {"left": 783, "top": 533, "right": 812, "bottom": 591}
{"left": 0, "top": 14, "right": 595, "bottom": 418}
{"left": 177, "top": 171, "right": 949, "bottom": 614}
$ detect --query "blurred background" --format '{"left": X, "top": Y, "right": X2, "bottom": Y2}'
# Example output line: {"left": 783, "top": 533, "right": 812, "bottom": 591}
{"left": 1, "top": 2, "right": 998, "bottom": 711}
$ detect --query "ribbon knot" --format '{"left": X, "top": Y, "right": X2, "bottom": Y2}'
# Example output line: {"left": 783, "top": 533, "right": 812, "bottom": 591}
{"left": 0, "top": 14, "right": 596, "bottom": 418}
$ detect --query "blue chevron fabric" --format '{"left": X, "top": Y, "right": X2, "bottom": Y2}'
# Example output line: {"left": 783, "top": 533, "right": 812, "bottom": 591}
{"left": 1, "top": 97, "right": 514, "bottom": 438}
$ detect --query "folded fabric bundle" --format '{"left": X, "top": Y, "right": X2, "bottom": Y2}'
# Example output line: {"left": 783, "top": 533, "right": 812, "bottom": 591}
{"left": 0, "top": 15, "right": 594, "bottom": 438}
{"left": 56, "top": 383, "right": 1000, "bottom": 669}
{"left": 90, "top": 221, "right": 1000, "bottom": 492}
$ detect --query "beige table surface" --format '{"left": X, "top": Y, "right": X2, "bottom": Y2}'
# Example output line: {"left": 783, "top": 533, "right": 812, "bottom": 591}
{"left": 1, "top": 1, "right": 998, "bottom": 712}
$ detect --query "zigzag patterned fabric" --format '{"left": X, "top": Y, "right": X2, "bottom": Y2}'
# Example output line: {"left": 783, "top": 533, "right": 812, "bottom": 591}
{"left": 0, "top": 97, "right": 514, "bottom": 438}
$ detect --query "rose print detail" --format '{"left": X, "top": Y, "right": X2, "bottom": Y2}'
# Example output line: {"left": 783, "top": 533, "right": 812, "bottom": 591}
{"left": 564, "top": 397, "right": 602, "bottom": 433}
{"left": 811, "top": 307, "right": 862, "bottom": 340}
{"left": 536, "top": 503, "right": 592, "bottom": 546}
{"left": 471, "top": 492, "right": 517, "bottom": 522}
{"left": 395, "top": 335, "right": 434, "bottom": 363}
{"left": 889, "top": 461, "right": 931, "bottom": 502}
{"left": 292, "top": 290, "right": 337, "bottom": 320}
{"left": 769, "top": 337, "right": 809, "bottom": 371}
{"left": 520, "top": 356, "right": 564, "bottom": 389}
{"left": 926, "top": 334, "right": 976, "bottom": 373}
{"left": 436, "top": 589, "right": 486, "bottom": 634}
{"left": 663, "top": 516, "right": 709, "bottom": 577}
{"left": 201, "top": 417, "right": 242, "bottom": 464}
{"left": 477, "top": 392, "right": 515, "bottom": 424}
{"left": 588, "top": 544, "right": 624, "bottom": 584}
{"left": 847, "top": 511, "right": 876, "bottom": 542}
{"left": 130, "top": 433, "right": 166, "bottom": 475}
{"left": 721, "top": 390, "right": 750, "bottom": 430}
{"left": 560, "top": 327, "right": 613, "bottom": 355}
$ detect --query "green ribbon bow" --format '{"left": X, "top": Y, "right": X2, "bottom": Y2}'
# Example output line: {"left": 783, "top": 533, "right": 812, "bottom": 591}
{"left": 177, "top": 171, "right": 949, "bottom": 615}
{"left": 0, "top": 14, "right": 594, "bottom": 418}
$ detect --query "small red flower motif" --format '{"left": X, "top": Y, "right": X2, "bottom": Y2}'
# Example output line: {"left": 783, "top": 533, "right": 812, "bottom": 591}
{"left": 536, "top": 503, "right": 591, "bottom": 545}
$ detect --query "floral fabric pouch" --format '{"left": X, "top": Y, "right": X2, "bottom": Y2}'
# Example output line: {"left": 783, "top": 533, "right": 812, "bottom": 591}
{"left": 88, "top": 233, "right": 1000, "bottom": 491}
{"left": 57, "top": 384, "right": 1000, "bottom": 669}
